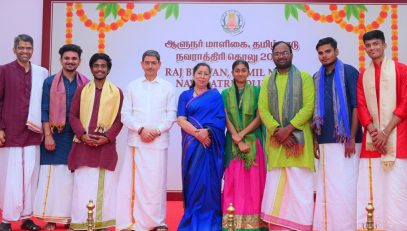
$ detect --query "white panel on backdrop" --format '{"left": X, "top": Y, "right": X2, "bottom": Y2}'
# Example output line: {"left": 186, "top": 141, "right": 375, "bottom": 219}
{"left": 48, "top": 2, "right": 407, "bottom": 191}
{"left": 0, "top": 0, "right": 43, "bottom": 64}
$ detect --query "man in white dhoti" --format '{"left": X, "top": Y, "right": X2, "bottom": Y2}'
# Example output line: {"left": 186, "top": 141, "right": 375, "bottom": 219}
{"left": 312, "top": 37, "right": 362, "bottom": 231}
{"left": 259, "top": 41, "right": 315, "bottom": 231}
{"left": 357, "top": 30, "right": 407, "bottom": 231}
{"left": 67, "top": 53, "right": 123, "bottom": 230}
{"left": 33, "top": 44, "right": 89, "bottom": 229}
{"left": 117, "top": 50, "right": 176, "bottom": 231}
{"left": 0, "top": 34, "right": 48, "bottom": 231}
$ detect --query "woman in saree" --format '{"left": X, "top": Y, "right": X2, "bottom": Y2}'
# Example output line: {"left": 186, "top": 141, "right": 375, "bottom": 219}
{"left": 177, "top": 62, "right": 226, "bottom": 231}
{"left": 221, "top": 60, "right": 267, "bottom": 230}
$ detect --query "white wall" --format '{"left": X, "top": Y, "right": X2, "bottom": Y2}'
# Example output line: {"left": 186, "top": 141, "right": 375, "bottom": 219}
{"left": 0, "top": 0, "right": 43, "bottom": 65}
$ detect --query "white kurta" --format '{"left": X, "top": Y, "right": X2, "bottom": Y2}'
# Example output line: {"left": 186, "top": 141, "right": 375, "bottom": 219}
{"left": 313, "top": 143, "right": 360, "bottom": 231}
{"left": 357, "top": 158, "right": 407, "bottom": 231}
{"left": 33, "top": 165, "right": 73, "bottom": 223}
{"left": 0, "top": 146, "right": 40, "bottom": 222}
{"left": 118, "top": 76, "right": 176, "bottom": 230}
{"left": 120, "top": 77, "right": 177, "bottom": 149}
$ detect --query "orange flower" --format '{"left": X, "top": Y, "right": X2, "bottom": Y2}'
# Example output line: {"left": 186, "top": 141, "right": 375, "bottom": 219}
{"left": 143, "top": 12, "right": 151, "bottom": 20}
{"left": 312, "top": 13, "right": 321, "bottom": 21}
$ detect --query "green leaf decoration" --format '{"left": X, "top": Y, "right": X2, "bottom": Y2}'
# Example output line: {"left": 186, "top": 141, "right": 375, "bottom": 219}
{"left": 112, "top": 4, "right": 118, "bottom": 19}
{"left": 96, "top": 3, "right": 106, "bottom": 11}
{"left": 284, "top": 5, "right": 291, "bottom": 20}
{"left": 292, "top": 6, "right": 299, "bottom": 20}
{"left": 295, "top": 4, "right": 306, "bottom": 11}
{"left": 284, "top": 4, "right": 306, "bottom": 21}
{"left": 96, "top": 3, "right": 120, "bottom": 19}
{"left": 159, "top": 3, "right": 180, "bottom": 20}
{"left": 158, "top": 3, "right": 168, "bottom": 11}
{"left": 345, "top": 5, "right": 368, "bottom": 20}
{"left": 173, "top": 4, "right": 179, "bottom": 19}
{"left": 105, "top": 4, "right": 112, "bottom": 18}
{"left": 165, "top": 4, "right": 173, "bottom": 19}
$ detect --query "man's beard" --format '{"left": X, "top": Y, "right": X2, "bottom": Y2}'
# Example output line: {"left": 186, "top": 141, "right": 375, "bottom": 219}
{"left": 323, "top": 59, "right": 336, "bottom": 69}
{"left": 275, "top": 60, "right": 292, "bottom": 70}
{"left": 63, "top": 67, "right": 77, "bottom": 73}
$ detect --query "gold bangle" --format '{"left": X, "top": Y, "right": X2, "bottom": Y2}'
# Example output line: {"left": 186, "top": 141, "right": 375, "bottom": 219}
{"left": 44, "top": 133, "right": 52, "bottom": 136}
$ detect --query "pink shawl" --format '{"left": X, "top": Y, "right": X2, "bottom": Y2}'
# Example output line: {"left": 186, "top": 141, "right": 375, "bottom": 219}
{"left": 49, "top": 70, "right": 89, "bottom": 133}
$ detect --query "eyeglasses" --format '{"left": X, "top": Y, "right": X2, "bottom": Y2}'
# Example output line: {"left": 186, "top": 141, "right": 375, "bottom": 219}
{"left": 272, "top": 51, "right": 290, "bottom": 57}
{"left": 16, "top": 46, "right": 33, "bottom": 51}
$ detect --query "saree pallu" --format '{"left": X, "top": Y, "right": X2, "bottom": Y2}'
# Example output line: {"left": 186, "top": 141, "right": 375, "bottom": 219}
{"left": 177, "top": 89, "right": 226, "bottom": 231}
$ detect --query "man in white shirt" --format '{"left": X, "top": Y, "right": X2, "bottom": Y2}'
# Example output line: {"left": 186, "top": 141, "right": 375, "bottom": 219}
{"left": 116, "top": 50, "right": 176, "bottom": 231}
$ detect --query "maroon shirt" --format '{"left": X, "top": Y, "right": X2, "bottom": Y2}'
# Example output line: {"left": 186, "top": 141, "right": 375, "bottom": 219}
{"left": 68, "top": 85, "right": 123, "bottom": 171}
{"left": 0, "top": 60, "right": 42, "bottom": 147}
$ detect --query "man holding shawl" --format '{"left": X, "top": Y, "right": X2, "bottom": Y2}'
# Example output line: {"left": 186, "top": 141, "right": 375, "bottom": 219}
{"left": 259, "top": 41, "right": 315, "bottom": 231}
{"left": 356, "top": 30, "right": 407, "bottom": 230}
{"left": 33, "top": 44, "right": 89, "bottom": 229}
{"left": 312, "top": 37, "right": 362, "bottom": 231}
{"left": 68, "top": 53, "right": 123, "bottom": 230}
{"left": 0, "top": 34, "right": 48, "bottom": 231}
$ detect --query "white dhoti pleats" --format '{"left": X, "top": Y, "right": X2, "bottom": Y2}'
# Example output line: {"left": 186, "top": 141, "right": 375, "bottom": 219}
{"left": 116, "top": 146, "right": 167, "bottom": 231}
{"left": 70, "top": 167, "right": 117, "bottom": 230}
{"left": 0, "top": 146, "right": 40, "bottom": 222}
{"left": 313, "top": 143, "right": 360, "bottom": 231}
{"left": 261, "top": 167, "right": 314, "bottom": 231}
{"left": 33, "top": 165, "right": 73, "bottom": 223}
{"left": 357, "top": 158, "right": 407, "bottom": 231}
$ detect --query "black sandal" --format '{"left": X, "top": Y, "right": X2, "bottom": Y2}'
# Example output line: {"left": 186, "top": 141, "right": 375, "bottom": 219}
{"left": 20, "top": 220, "right": 41, "bottom": 231}
{"left": 0, "top": 222, "right": 12, "bottom": 231}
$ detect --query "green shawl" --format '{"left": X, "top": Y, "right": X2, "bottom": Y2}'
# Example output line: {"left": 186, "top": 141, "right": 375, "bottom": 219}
{"left": 267, "top": 65, "right": 304, "bottom": 155}
{"left": 222, "top": 83, "right": 263, "bottom": 169}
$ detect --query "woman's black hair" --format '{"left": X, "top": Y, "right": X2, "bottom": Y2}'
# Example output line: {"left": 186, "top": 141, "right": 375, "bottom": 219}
{"left": 190, "top": 62, "right": 211, "bottom": 89}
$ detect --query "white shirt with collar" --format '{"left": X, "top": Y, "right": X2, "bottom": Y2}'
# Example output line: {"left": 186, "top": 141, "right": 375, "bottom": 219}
{"left": 121, "top": 76, "right": 176, "bottom": 148}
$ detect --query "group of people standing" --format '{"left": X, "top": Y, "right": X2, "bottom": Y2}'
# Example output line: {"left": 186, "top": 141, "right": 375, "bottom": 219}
{"left": 0, "top": 29, "right": 406, "bottom": 231}
{"left": 0, "top": 35, "right": 175, "bottom": 231}
{"left": 174, "top": 29, "right": 407, "bottom": 231}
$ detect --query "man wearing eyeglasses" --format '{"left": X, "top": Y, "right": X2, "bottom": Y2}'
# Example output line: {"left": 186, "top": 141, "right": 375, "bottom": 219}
{"left": 0, "top": 34, "right": 49, "bottom": 231}
{"left": 258, "top": 41, "right": 315, "bottom": 231}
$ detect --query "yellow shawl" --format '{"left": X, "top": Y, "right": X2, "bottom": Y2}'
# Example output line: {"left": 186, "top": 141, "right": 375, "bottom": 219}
{"left": 74, "top": 80, "right": 120, "bottom": 142}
